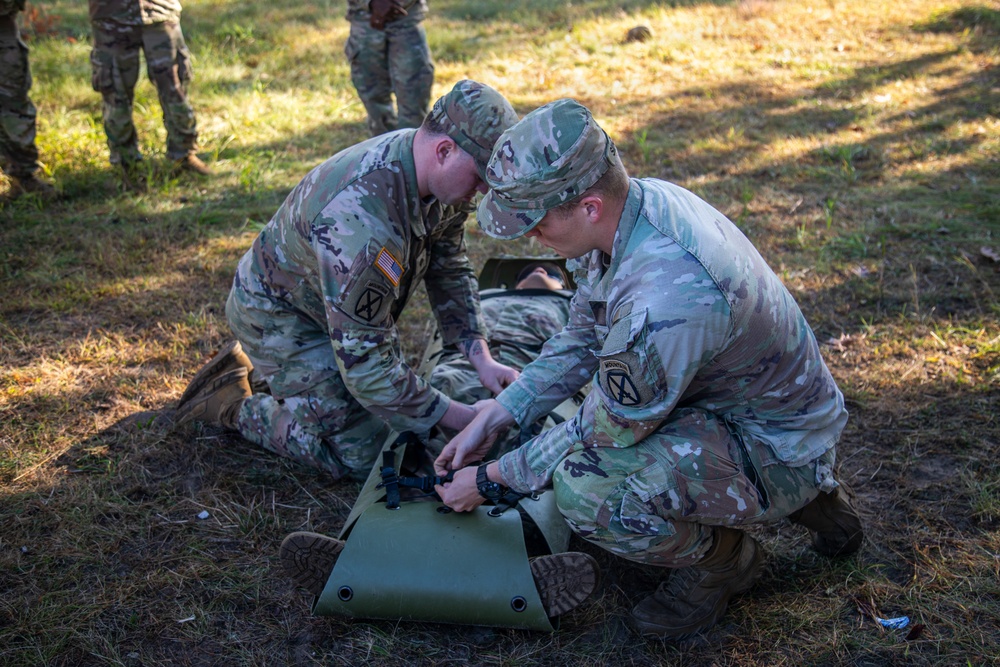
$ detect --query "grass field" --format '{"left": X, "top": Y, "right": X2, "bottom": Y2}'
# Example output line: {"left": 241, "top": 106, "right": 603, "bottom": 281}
{"left": 1, "top": 0, "right": 998, "bottom": 664}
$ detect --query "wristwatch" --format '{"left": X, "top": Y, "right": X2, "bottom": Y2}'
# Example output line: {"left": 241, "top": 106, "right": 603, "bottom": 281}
{"left": 476, "top": 463, "right": 507, "bottom": 501}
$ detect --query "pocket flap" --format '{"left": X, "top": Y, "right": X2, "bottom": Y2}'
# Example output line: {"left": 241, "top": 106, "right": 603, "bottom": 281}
{"left": 599, "top": 308, "right": 647, "bottom": 356}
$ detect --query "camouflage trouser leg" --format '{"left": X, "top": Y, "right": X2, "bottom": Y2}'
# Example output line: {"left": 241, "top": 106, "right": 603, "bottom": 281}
{"left": 233, "top": 354, "right": 391, "bottom": 481}
{"left": 551, "top": 407, "right": 834, "bottom": 568}
{"left": 142, "top": 21, "right": 197, "bottom": 160}
{"left": 90, "top": 21, "right": 143, "bottom": 165}
{"left": 345, "top": 16, "right": 433, "bottom": 136}
{"left": 385, "top": 19, "right": 433, "bottom": 130}
{"left": 0, "top": 14, "right": 40, "bottom": 178}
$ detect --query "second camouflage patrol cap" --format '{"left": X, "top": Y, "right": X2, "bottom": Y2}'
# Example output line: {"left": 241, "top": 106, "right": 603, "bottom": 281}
{"left": 478, "top": 98, "right": 617, "bottom": 240}
{"left": 428, "top": 80, "right": 519, "bottom": 180}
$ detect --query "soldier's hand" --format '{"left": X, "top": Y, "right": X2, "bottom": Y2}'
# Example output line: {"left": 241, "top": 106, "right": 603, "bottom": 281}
{"left": 476, "top": 359, "right": 520, "bottom": 395}
{"left": 434, "top": 399, "right": 513, "bottom": 474}
{"left": 369, "top": 0, "right": 407, "bottom": 29}
{"left": 434, "top": 466, "right": 484, "bottom": 513}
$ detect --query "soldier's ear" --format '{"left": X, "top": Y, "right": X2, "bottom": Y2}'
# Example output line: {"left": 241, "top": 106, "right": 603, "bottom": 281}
{"left": 435, "top": 137, "right": 456, "bottom": 165}
{"left": 579, "top": 195, "right": 604, "bottom": 223}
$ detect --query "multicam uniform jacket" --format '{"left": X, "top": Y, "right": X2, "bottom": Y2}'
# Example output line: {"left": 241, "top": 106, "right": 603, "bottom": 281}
{"left": 0, "top": 1, "right": 25, "bottom": 16}
{"left": 430, "top": 288, "right": 571, "bottom": 404}
{"left": 227, "top": 129, "right": 488, "bottom": 434}
{"left": 346, "top": 0, "right": 427, "bottom": 22}
{"left": 496, "top": 179, "right": 848, "bottom": 493}
{"left": 88, "top": 0, "right": 182, "bottom": 25}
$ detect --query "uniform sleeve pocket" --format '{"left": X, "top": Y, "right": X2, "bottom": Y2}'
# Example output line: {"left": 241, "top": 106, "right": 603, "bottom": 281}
{"left": 600, "top": 308, "right": 647, "bottom": 356}
{"left": 593, "top": 308, "right": 663, "bottom": 409}
{"left": 334, "top": 241, "right": 401, "bottom": 326}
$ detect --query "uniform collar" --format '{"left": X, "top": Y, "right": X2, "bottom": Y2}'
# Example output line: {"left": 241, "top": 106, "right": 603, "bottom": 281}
{"left": 592, "top": 179, "right": 643, "bottom": 293}
{"left": 400, "top": 131, "right": 428, "bottom": 239}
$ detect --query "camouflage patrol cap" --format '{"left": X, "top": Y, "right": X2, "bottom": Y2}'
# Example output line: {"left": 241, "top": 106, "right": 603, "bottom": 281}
{"left": 478, "top": 98, "right": 618, "bottom": 239}
{"left": 428, "top": 80, "right": 518, "bottom": 179}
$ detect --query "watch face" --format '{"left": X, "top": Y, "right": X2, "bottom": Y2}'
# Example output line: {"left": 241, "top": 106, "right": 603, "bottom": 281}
{"left": 477, "top": 465, "right": 505, "bottom": 500}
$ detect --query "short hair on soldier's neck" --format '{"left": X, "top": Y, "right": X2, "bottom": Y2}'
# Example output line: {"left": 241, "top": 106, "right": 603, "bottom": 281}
{"left": 547, "top": 159, "right": 629, "bottom": 219}
{"left": 421, "top": 111, "right": 449, "bottom": 137}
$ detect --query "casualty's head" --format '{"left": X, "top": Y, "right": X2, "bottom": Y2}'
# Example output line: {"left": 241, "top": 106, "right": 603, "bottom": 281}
{"left": 514, "top": 261, "right": 568, "bottom": 291}
{"left": 477, "top": 98, "right": 629, "bottom": 249}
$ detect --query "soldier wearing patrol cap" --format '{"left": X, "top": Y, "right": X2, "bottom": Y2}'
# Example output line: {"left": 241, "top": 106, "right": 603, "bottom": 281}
{"left": 434, "top": 98, "right": 864, "bottom": 639}
{"left": 175, "top": 80, "right": 520, "bottom": 481}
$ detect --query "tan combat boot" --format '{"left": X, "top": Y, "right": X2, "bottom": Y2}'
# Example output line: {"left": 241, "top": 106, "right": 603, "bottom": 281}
{"left": 631, "top": 527, "right": 764, "bottom": 639}
{"left": 177, "top": 340, "right": 254, "bottom": 408}
{"left": 788, "top": 482, "right": 864, "bottom": 557}
{"left": 12, "top": 173, "right": 57, "bottom": 199}
{"left": 174, "top": 152, "right": 213, "bottom": 176}
{"left": 174, "top": 367, "right": 251, "bottom": 429}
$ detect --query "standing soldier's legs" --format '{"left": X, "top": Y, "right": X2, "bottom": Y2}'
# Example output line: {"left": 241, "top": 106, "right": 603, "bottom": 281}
{"left": 90, "top": 22, "right": 143, "bottom": 166}
{"left": 141, "top": 21, "right": 197, "bottom": 161}
{"left": 0, "top": 13, "right": 40, "bottom": 180}
{"left": 234, "top": 359, "right": 391, "bottom": 480}
{"left": 345, "top": 20, "right": 395, "bottom": 136}
{"left": 385, "top": 19, "right": 433, "bottom": 130}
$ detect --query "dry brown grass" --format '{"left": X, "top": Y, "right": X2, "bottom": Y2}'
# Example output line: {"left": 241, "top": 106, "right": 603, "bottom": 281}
{"left": 2, "top": 0, "right": 998, "bottom": 664}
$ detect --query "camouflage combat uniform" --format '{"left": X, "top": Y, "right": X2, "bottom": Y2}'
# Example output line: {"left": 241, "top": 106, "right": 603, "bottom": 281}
{"left": 428, "top": 288, "right": 572, "bottom": 456}
{"left": 345, "top": 0, "right": 433, "bottom": 136}
{"left": 225, "top": 132, "right": 487, "bottom": 479}
{"left": 0, "top": 0, "right": 41, "bottom": 179}
{"left": 88, "top": 0, "right": 198, "bottom": 165}
{"left": 479, "top": 102, "right": 848, "bottom": 568}
{"left": 430, "top": 288, "right": 571, "bottom": 404}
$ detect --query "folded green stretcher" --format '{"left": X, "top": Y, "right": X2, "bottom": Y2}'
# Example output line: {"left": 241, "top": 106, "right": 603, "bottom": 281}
{"left": 310, "top": 257, "right": 582, "bottom": 631}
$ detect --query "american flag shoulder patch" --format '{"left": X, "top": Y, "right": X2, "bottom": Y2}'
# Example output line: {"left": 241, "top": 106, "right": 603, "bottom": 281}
{"left": 374, "top": 247, "right": 404, "bottom": 286}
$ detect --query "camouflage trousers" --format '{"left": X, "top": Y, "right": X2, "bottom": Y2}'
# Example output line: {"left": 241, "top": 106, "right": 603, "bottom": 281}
{"left": 551, "top": 407, "right": 839, "bottom": 567}
{"left": 90, "top": 20, "right": 198, "bottom": 164}
{"left": 0, "top": 13, "right": 39, "bottom": 178}
{"left": 226, "top": 291, "right": 391, "bottom": 480}
{"left": 345, "top": 16, "right": 434, "bottom": 136}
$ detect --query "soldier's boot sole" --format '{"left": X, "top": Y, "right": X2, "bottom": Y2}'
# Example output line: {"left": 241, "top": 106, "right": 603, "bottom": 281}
{"left": 788, "top": 481, "right": 864, "bottom": 557}
{"left": 177, "top": 340, "right": 254, "bottom": 408}
{"left": 280, "top": 532, "right": 345, "bottom": 597}
{"left": 529, "top": 551, "right": 600, "bottom": 618}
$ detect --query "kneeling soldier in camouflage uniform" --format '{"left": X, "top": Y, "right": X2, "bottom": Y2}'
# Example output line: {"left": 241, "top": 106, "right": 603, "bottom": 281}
{"left": 0, "top": 0, "right": 55, "bottom": 198}
{"left": 345, "top": 0, "right": 434, "bottom": 136}
{"left": 88, "top": 0, "right": 209, "bottom": 187}
{"left": 176, "top": 80, "right": 520, "bottom": 481}
{"left": 435, "top": 99, "right": 864, "bottom": 639}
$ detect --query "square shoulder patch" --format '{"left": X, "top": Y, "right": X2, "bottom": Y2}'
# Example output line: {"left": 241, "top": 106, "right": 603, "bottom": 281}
{"left": 374, "top": 247, "right": 404, "bottom": 287}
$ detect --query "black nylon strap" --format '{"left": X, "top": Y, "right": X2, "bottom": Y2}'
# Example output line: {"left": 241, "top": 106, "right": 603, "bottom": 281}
{"left": 380, "top": 449, "right": 401, "bottom": 509}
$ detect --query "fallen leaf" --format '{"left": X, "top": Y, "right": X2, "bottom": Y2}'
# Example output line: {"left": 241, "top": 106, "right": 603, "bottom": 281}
{"left": 851, "top": 265, "right": 871, "bottom": 278}
{"left": 824, "top": 333, "right": 863, "bottom": 352}
{"left": 980, "top": 246, "right": 1000, "bottom": 263}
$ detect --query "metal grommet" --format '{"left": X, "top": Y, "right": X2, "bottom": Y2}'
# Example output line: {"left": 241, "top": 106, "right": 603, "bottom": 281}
{"left": 337, "top": 586, "right": 353, "bottom": 602}
{"left": 437, "top": 505, "right": 453, "bottom": 514}
{"left": 510, "top": 596, "right": 527, "bottom": 612}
